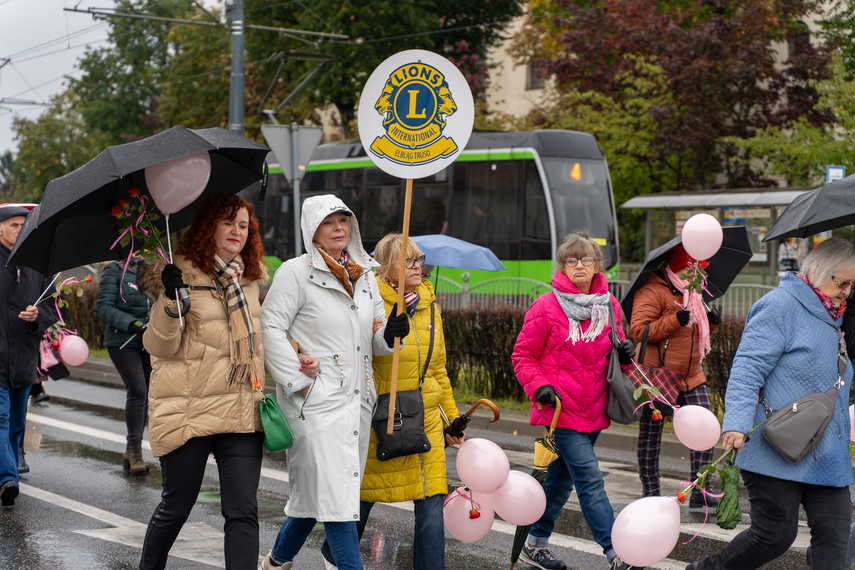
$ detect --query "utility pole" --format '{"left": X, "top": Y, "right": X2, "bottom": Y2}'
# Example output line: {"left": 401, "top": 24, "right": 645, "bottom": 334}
{"left": 228, "top": 0, "right": 245, "bottom": 135}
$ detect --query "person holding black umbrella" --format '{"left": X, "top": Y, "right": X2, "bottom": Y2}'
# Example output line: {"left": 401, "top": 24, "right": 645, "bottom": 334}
{"left": 629, "top": 244, "right": 721, "bottom": 507}
{"left": 136, "top": 193, "right": 267, "bottom": 570}
{"left": 512, "top": 231, "right": 638, "bottom": 570}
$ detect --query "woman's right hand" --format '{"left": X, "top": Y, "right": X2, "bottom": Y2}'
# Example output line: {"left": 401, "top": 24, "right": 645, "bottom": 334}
{"left": 722, "top": 431, "right": 746, "bottom": 453}
{"left": 298, "top": 354, "right": 319, "bottom": 378}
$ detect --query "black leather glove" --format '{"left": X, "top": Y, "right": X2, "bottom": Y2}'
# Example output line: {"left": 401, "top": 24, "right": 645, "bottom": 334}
{"left": 535, "top": 385, "right": 562, "bottom": 407}
{"left": 676, "top": 309, "right": 690, "bottom": 327}
{"left": 129, "top": 321, "right": 146, "bottom": 335}
{"left": 444, "top": 415, "right": 468, "bottom": 438}
{"left": 707, "top": 306, "right": 722, "bottom": 325}
{"left": 383, "top": 303, "right": 410, "bottom": 346}
{"left": 617, "top": 339, "right": 636, "bottom": 365}
{"left": 160, "top": 264, "right": 187, "bottom": 300}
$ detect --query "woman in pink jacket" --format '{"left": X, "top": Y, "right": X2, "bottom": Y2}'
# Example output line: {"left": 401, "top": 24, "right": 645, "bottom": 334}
{"left": 512, "top": 232, "right": 637, "bottom": 570}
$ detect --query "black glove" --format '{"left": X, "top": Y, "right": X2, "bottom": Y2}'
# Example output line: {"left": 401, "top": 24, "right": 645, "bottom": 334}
{"left": 160, "top": 264, "right": 187, "bottom": 300}
{"left": 129, "top": 321, "right": 146, "bottom": 335}
{"left": 707, "top": 306, "right": 722, "bottom": 325}
{"left": 444, "top": 415, "right": 468, "bottom": 438}
{"left": 617, "top": 339, "right": 636, "bottom": 366}
{"left": 383, "top": 303, "right": 410, "bottom": 346}
{"left": 535, "top": 385, "right": 562, "bottom": 407}
{"left": 676, "top": 309, "right": 690, "bottom": 327}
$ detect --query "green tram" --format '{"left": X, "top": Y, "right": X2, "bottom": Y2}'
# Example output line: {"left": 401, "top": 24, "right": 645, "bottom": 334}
{"left": 251, "top": 130, "right": 620, "bottom": 287}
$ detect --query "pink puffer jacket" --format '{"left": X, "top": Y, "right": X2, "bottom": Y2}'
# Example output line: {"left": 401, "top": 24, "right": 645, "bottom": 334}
{"left": 512, "top": 270, "right": 628, "bottom": 433}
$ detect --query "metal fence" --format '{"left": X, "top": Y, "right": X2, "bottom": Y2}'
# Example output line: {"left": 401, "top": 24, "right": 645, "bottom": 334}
{"left": 434, "top": 274, "right": 774, "bottom": 318}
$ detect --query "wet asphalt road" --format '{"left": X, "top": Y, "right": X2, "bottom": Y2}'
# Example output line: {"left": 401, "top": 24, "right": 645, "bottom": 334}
{"left": 0, "top": 379, "right": 838, "bottom": 569}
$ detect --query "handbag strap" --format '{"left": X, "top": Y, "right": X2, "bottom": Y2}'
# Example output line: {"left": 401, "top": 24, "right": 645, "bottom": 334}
{"left": 759, "top": 324, "right": 847, "bottom": 415}
{"left": 418, "top": 302, "right": 436, "bottom": 388}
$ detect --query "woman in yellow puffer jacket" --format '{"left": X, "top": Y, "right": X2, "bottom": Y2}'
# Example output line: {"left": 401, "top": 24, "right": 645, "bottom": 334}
{"left": 322, "top": 233, "right": 465, "bottom": 570}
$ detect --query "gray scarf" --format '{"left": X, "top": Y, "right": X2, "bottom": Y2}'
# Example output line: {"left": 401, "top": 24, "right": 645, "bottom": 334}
{"left": 553, "top": 290, "right": 611, "bottom": 343}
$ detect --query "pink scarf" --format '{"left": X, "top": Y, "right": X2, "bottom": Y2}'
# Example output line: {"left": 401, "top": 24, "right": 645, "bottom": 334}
{"left": 664, "top": 266, "right": 711, "bottom": 359}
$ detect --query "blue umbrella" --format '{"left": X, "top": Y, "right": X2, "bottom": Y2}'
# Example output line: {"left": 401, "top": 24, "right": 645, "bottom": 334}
{"left": 411, "top": 234, "right": 506, "bottom": 271}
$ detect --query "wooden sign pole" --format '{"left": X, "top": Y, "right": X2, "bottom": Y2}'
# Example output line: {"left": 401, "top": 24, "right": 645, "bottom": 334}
{"left": 387, "top": 177, "right": 414, "bottom": 435}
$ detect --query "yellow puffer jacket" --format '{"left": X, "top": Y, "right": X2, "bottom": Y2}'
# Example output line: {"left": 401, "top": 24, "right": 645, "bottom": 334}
{"left": 140, "top": 254, "right": 265, "bottom": 457}
{"left": 361, "top": 277, "right": 460, "bottom": 503}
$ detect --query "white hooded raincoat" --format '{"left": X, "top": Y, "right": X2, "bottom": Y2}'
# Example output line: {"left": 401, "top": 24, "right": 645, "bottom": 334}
{"left": 261, "top": 195, "right": 392, "bottom": 521}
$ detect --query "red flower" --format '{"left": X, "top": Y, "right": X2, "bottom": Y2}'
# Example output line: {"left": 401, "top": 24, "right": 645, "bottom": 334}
{"left": 83, "top": 275, "right": 93, "bottom": 283}
{"left": 111, "top": 206, "right": 123, "bottom": 218}
{"left": 700, "top": 260, "right": 710, "bottom": 269}
{"left": 676, "top": 491, "right": 688, "bottom": 504}
{"left": 118, "top": 199, "right": 129, "bottom": 209}
{"left": 469, "top": 508, "right": 481, "bottom": 519}
{"left": 128, "top": 186, "right": 140, "bottom": 198}
{"left": 651, "top": 409, "right": 663, "bottom": 421}
{"left": 52, "top": 341, "right": 60, "bottom": 351}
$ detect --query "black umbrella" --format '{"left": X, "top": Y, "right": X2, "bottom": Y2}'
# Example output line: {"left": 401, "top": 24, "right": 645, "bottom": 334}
{"left": 620, "top": 226, "right": 752, "bottom": 324}
{"left": 764, "top": 175, "right": 855, "bottom": 241}
{"left": 8, "top": 126, "right": 269, "bottom": 274}
{"left": 509, "top": 400, "right": 562, "bottom": 570}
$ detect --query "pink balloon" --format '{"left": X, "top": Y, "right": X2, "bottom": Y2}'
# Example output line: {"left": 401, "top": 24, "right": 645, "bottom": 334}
{"left": 613, "top": 497, "right": 681, "bottom": 567}
{"left": 456, "top": 438, "right": 510, "bottom": 494}
{"left": 849, "top": 405, "right": 854, "bottom": 442}
{"left": 489, "top": 470, "right": 547, "bottom": 526}
{"left": 681, "top": 214, "right": 723, "bottom": 261}
{"left": 444, "top": 487, "right": 495, "bottom": 543}
{"left": 59, "top": 335, "right": 89, "bottom": 367}
{"left": 144, "top": 151, "right": 212, "bottom": 214}
{"left": 673, "top": 405, "right": 721, "bottom": 451}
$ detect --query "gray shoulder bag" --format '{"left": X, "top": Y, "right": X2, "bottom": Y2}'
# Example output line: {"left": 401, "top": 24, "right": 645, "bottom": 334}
{"left": 759, "top": 326, "right": 847, "bottom": 464}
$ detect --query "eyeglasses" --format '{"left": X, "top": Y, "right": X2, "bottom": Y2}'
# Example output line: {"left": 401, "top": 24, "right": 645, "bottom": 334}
{"left": 405, "top": 255, "right": 426, "bottom": 268}
{"left": 831, "top": 275, "right": 855, "bottom": 290}
{"left": 564, "top": 256, "right": 594, "bottom": 267}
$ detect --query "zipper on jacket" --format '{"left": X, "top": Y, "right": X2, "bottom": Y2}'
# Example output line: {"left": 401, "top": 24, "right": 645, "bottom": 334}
{"left": 299, "top": 373, "right": 319, "bottom": 420}
{"left": 363, "top": 355, "right": 372, "bottom": 403}
{"left": 685, "top": 325, "right": 695, "bottom": 390}
{"left": 419, "top": 453, "right": 428, "bottom": 499}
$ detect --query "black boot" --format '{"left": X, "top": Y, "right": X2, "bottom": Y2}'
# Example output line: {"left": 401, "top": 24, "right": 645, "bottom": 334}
{"left": 18, "top": 439, "right": 28, "bottom": 475}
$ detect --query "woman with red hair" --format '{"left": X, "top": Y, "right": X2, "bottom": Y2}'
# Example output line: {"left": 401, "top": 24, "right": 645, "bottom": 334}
{"left": 136, "top": 193, "right": 267, "bottom": 570}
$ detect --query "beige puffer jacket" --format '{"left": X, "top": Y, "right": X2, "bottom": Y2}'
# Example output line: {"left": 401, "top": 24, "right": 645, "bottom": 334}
{"left": 139, "top": 254, "right": 265, "bottom": 457}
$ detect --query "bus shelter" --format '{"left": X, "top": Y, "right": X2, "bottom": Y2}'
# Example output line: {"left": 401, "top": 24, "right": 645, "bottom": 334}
{"left": 621, "top": 188, "right": 815, "bottom": 285}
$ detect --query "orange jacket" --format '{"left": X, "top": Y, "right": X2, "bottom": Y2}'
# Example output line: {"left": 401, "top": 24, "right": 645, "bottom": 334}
{"left": 629, "top": 272, "right": 719, "bottom": 391}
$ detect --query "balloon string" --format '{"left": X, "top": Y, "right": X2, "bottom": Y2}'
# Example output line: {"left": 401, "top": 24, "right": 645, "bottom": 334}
{"left": 629, "top": 361, "right": 681, "bottom": 413}
{"left": 679, "top": 481, "right": 725, "bottom": 544}
{"left": 165, "top": 213, "right": 184, "bottom": 327}
{"left": 443, "top": 487, "right": 482, "bottom": 511}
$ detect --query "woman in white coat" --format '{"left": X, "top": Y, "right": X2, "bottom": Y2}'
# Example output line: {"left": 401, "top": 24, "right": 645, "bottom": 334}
{"left": 260, "top": 195, "right": 409, "bottom": 570}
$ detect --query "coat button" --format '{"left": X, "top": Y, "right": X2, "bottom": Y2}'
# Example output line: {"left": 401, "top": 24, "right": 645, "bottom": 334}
{"left": 355, "top": 389, "right": 359, "bottom": 394}
{"left": 309, "top": 275, "right": 314, "bottom": 279}
{"left": 842, "top": 408, "right": 846, "bottom": 413}
{"left": 353, "top": 514, "right": 358, "bottom": 519}
{"left": 353, "top": 431, "right": 358, "bottom": 436}
{"left": 357, "top": 346, "right": 360, "bottom": 351}
{"left": 322, "top": 281, "right": 326, "bottom": 286}
{"left": 353, "top": 472, "right": 359, "bottom": 477}
{"left": 351, "top": 305, "right": 355, "bottom": 310}
{"left": 287, "top": 383, "right": 292, "bottom": 387}
{"left": 839, "top": 435, "right": 844, "bottom": 439}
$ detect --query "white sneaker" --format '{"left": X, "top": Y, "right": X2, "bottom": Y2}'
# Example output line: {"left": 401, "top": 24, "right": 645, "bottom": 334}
{"left": 260, "top": 551, "right": 293, "bottom": 570}
{"left": 323, "top": 557, "right": 338, "bottom": 570}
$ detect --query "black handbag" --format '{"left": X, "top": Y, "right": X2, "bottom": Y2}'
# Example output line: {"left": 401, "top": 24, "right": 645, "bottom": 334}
{"left": 605, "top": 304, "right": 642, "bottom": 424}
{"left": 371, "top": 302, "right": 435, "bottom": 461}
{"left": 760, "top": 327, "right": 847, "bottom": 464}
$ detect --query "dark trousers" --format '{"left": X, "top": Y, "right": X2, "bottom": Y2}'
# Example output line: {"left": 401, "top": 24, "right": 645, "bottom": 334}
{"left": 139, "top": 432, "right": 264, "bottom": 570}
{"left": 638, "top": 383, "right": 714, "bottom": 496}
{"left": 695, "top": 469, "right": 850, "bottom": 569}
{"left": 108, "top": 347, "right": 151, "bottom": 450}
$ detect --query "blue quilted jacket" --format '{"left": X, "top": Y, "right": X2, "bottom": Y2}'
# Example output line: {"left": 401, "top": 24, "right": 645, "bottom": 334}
{"left": 722, "top": 272, "right": 853, "bottom": 487}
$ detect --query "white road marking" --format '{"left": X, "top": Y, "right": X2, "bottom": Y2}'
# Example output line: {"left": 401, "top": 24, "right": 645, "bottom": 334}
{"left": 25, "top": 412, "right": 690, "bottom": 568}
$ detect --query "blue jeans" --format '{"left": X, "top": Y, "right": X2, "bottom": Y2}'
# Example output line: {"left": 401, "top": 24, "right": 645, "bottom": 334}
{"left": 0, "top": 386, "right": 31, "bottom": 485}
{"left": 321, "top": 495, "right": 446, "bottom": 570}
{"left": 694, "top": 469, "right": 850, "bottom": 569}
{"left": 272, "top": 516, "right": 362, "bottom": 570}
{"left": 528, "top": 429, "right": 617, "bottom": 558}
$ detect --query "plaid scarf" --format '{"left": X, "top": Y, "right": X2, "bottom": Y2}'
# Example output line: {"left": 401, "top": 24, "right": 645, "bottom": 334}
{"left": 553, "top": 290, "right": 611, "bottom": 343}
{"left": 387, "top": 279, "right": 420, "bottom": 315}
{"left": 211, "top": 254, "right": 258, "bottom": 387}
{"left": 315, "top": 246, "right": 363, "bottom": 297}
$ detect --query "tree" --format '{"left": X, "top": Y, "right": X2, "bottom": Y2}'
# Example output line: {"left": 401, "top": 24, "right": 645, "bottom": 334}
{"left": 11, "top": 91, "right": 110, "bottom": 201}
{"left": 512, "top": 0, "right": 832, "bottom": 190}
{"left": 243, "top": 0, "right": 524, "bottom": 133}
{"left": 69, "top": 0, "right": 198, "bottom": 144}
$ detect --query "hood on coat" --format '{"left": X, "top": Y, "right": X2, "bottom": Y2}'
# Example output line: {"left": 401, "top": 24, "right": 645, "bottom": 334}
{"left": 551, "top": 269, "right": 609, "bottom": 296}
{"left": 300, "top": 194, "right": 378, "bottom": 271}
{"left": 778, "top": 271, "right": 842, "bottom": 325}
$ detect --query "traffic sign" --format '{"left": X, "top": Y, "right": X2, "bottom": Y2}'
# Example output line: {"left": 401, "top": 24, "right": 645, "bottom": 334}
{"left": 261, "top": 124, "right": 323, "bottom": 185}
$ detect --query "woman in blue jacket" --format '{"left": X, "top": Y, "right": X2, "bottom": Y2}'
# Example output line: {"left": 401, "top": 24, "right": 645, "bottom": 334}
{"left": 96, "top": 258, "right": 152, "bottom": 475}
{"left": 687, "top": 237, "right": 855, "bottom": 570}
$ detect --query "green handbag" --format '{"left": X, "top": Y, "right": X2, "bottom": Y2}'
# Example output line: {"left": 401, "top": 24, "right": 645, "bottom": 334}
{"left": 259, "top": 394, "right": 294, "bottom": 452}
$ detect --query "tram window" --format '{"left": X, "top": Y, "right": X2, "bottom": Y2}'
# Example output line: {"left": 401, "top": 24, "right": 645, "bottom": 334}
{"left": 360, "top": 185, "right": 402, "bottom": 246}
{"left": 462, "top": 161, "right": 520, "bottom": 258}
{"left": 411, "top": 183, "right": 452, "bottom": 236}
{"left": 522, "top": 160, "right": 551, "bottom": 259}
